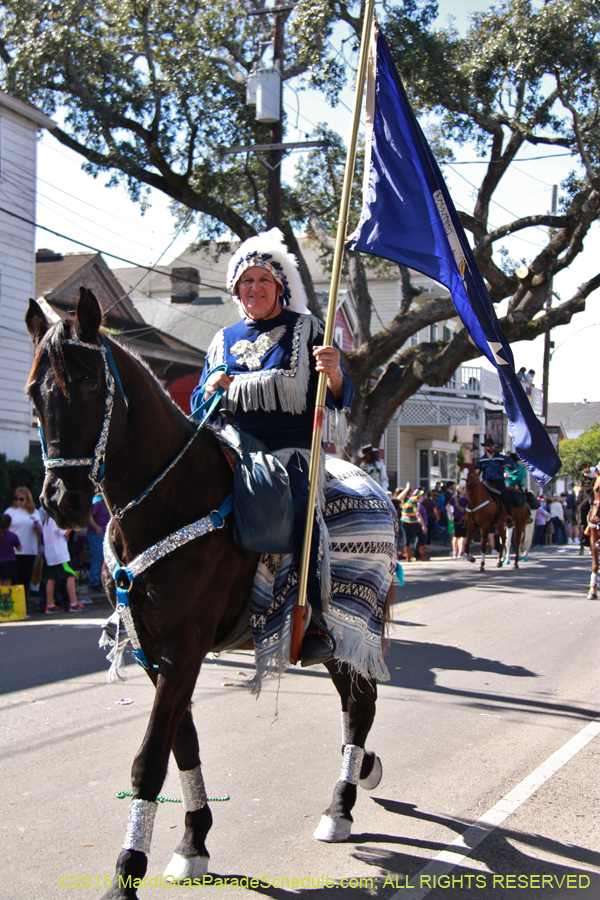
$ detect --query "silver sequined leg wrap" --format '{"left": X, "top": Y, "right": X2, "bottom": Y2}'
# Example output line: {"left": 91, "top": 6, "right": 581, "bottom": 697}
{"left": 340, "top": 744, "right": 365, "bottom": 785}
{"left": 179, "top": 765, "right": 208, "bottom": 812}
{"left": 122, "top": 799, "right": 158, "bottom": 855}
{"left": 341, "top": 711, "right": 351, "bottom": 746}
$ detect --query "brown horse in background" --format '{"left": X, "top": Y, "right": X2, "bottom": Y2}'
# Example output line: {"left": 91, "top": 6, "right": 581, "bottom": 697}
{"left": 459, "top": 464, "right": 528, "bottom": 571}
{"left": 584, "top": 473, "right": 600, "bottom": 599}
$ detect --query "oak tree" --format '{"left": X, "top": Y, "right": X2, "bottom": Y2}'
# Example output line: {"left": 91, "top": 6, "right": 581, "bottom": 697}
{"left": 2, "top": 0, "right": 598, "bottom": 457}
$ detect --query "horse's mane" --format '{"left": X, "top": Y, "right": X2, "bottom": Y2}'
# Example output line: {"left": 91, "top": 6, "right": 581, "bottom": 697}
{"left": 27, "top": 317, "right": 78, "bottom": 399}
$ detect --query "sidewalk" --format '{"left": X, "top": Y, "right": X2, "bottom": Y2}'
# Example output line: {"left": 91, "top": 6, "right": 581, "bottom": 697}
{"left": 25, "top": 583, "right": 112, "bottom": 619}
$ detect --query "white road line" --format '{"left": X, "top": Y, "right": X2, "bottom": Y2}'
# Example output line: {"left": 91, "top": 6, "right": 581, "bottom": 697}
{"left": 388, "top": 716, "right": 600, "bottom": 900}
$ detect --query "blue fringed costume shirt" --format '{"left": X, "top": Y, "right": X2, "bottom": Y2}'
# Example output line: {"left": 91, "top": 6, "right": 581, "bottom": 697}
{"left": 191, "top": 309, "right": 353, "bottom": 451}
{"left": 476, "top": 452, "right": 516, "bottom": 482}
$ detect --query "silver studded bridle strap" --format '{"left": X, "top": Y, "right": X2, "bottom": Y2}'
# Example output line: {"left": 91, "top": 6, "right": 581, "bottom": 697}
{"left": 39, "top": 336, "right": 127, "bottom": 490}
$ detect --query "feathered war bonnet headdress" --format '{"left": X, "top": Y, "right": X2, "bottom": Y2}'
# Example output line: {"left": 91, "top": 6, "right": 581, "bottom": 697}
{"left": 226, "top": 228, "right": 310, "bottom": 318}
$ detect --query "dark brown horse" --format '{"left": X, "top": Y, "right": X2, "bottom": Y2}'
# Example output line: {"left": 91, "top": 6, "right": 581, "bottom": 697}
{"left": 459, "top": 463, "right": 528, "bottom": 570}
{"left": 25, "top": 289, "right": 390, "bottom": 900}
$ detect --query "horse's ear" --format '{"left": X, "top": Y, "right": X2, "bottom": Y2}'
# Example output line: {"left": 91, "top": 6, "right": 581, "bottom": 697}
{"left": 74, "top": 287, "right": 103, "bottom": 343}
{"left": 26, "top": 299, "right": 50, "bottom": 346}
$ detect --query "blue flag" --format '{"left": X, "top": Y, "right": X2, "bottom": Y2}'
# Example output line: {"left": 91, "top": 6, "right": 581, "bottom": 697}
{"left": 348, "top": 27, "right": 560, "bottom": 484}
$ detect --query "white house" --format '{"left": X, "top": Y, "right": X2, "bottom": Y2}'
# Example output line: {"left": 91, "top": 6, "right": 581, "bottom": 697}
{"left": 0, "top": 91, "right": 54, "bottom": 460}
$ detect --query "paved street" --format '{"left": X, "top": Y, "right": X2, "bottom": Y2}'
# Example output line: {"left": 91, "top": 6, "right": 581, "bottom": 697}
{"left": 1, "top": 545, "right": 599, "bottom": 900}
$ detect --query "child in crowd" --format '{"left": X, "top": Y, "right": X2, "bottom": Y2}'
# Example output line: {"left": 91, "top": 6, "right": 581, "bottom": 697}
{"left": 42, "top": 515, "right": 84, "bottom": 613}
{"left": 0, "top": 514, "right": 22, "bottom": 586}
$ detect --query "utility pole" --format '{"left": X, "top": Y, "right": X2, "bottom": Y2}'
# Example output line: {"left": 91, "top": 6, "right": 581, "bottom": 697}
{"left": 247, "top": 1, "right": 294, "bottom": 230}
{"left": 542, "top": 185, "right": 558, "bottom": 422}
{"left": 267, "top": 0, "right": 287, "bottom": 229}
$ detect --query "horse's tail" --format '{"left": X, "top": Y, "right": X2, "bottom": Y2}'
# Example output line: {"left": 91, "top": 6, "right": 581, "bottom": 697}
{"left": 382, "top": 581, "right": 396, "bottom": 653}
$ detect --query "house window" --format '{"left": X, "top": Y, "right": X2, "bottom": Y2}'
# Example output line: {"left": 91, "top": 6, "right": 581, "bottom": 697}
{"left": 410, "top": 334, "right": 418, "bottom": 346}
{"left": 429, "top": 323, "right": 437, "bottom": 341}
{"left": 418, "top": 447, "right": 457, "bottom": 490}
{"left": 334, "top": 326, "right": 344, "bottom": 350}
{"left": 443, "top": 326, "right": 452, "bottom": 342}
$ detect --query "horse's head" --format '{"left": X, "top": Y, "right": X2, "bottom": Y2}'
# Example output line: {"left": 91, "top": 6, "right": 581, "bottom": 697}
{"left": 26, "top": 288, "right": 118, "bottom": 529}
{"left": 459, "top": 462, "right": 478, "bottom": 493}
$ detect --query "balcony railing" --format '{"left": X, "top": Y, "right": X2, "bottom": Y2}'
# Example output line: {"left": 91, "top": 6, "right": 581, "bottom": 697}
{"left": 423, "top": 366, "right": 502, "bottom": 402}
{"left": 420, "top": 366, "right": 544, "bottom": 415}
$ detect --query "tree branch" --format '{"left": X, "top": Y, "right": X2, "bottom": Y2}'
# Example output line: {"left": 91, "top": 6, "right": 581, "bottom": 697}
{"left": 398, "top": 264, "right": 419, "bottom": 315}
{"left": 348, "top": 294, "right": 456, "bottom": 384}
{"left": 474, "top": 214, "right": 571, "bottom": 254}
{"left": 555, "top": 73, "right": 599, "bottom": 190}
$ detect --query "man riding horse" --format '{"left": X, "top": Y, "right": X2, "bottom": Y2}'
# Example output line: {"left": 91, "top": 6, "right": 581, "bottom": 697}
{"left": 475, "top": 437, "right": 519, "bottom": 526}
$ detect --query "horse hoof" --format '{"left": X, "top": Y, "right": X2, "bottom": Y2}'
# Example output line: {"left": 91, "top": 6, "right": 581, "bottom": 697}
{"left": 164, "top": 853, "right": 209, "bottom": 882}
{"left": 314, "top": 815, "right": 351, "bottom": 842}
{"left": 360, "top": 754, "right": 382, "bottom": 791}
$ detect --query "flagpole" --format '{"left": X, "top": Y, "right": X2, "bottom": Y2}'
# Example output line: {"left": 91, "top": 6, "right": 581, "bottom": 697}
{"left": 289, "top": 0, "right": 375, "bottom": 665}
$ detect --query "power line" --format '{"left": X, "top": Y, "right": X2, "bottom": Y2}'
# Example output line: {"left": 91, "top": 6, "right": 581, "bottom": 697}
{"left": 441, "top": 152, "right": 572, "bottom": 166}
{"left": 0, "top": 166, "right": 192, "bottom": 262}
{"left": 445, "top": 164, "right": 547, "bottom": 249}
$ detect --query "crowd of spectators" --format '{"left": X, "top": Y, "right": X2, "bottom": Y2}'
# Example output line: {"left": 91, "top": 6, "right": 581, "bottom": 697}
{"left": 2, "top": 485, "right": 109, "bottom": 614}
{"left": 389, "top": 480, "right": 469, "bottom": 561}
{"left": 532, "top": 485, "right": 588, "bottom": 549}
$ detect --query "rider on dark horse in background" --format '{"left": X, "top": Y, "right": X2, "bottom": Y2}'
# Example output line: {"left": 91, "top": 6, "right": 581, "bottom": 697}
{"left": 476, "top": 437, "right": 519, "bottom": 527}
{"left": 504, "top": 451, "right": 537, "bottom": 523}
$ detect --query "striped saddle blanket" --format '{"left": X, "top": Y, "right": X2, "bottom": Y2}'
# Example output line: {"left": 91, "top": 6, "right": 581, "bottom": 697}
{"left": 248, "top": 457, "right": 398, "bottom": 694}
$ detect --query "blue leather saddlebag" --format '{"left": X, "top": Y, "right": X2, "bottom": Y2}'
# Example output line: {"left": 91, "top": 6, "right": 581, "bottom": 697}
{"left": 217, "top": 425, "right": 294, "bottom": 554}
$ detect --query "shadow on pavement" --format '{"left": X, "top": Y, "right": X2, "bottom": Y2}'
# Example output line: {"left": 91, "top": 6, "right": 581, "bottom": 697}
{"left": 347, "top": 797, "right": 600, "bottom": 899}
{"left": 0, "top": 604, "right": 113, "bottom": 695}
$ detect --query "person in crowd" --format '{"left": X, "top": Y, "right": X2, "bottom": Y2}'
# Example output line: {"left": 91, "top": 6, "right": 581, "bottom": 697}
{"left": 436, "top": 482, "right": 454, "bottom": 545}
{"left": 401, "top": 488, "right": 428, "bottom": 562}
{"left": 578, "top": 462, "right": 596, "bottom": 555}
{"left": 192, "top": 229, "right": 353, "bottom": 667}
{"left": 524, "top": 369, "right": 536, "bottom": 397}
{"left": 391, "top": 483, "right": 410, "bottom": 558}
{"left": 422, "top": 490, "right": 439, "bottom": 545}
{"left": 42, "top": 515, "right": 84, "bottom": 613}
{"left": 0, "top": 514, "right": 22, "bottom": 586}
{"left": 563, "top": 489, "right": 577, "bottom": 543}
{"left": 517, "top": 366, "right": 527, "bottom": 385}
{"left": 549, "top": 495, "right": 566, "bottom": 545}
{"left": 504, "top": 452, "right": 527, "bottom": 489}
{"left": 570, "top": 486, "right": 581, "bottom": 545}
{"left": 87, "top": 495, "right": 110, "bottom": 591}
{"left": 3, "top": 487, "right": 42, "bottom": 599}
{"left": 533, "top": 504, "right": 551, "bottom": 547}
{"left": 360, "top": 445, "right": 390, "bottom": 492}
{"left": 447, "top": 486, "right": 469, "bottom": 558}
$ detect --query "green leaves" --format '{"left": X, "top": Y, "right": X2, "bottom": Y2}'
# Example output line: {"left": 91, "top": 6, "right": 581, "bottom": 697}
{"left": 559, "top": 424, "right": 600, "bottom": 479}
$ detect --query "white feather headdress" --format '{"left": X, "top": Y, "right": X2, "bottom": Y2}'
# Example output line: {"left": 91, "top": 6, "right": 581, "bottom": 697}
{"left": 226, "top": 228, "right": 310, "bottom": 317}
